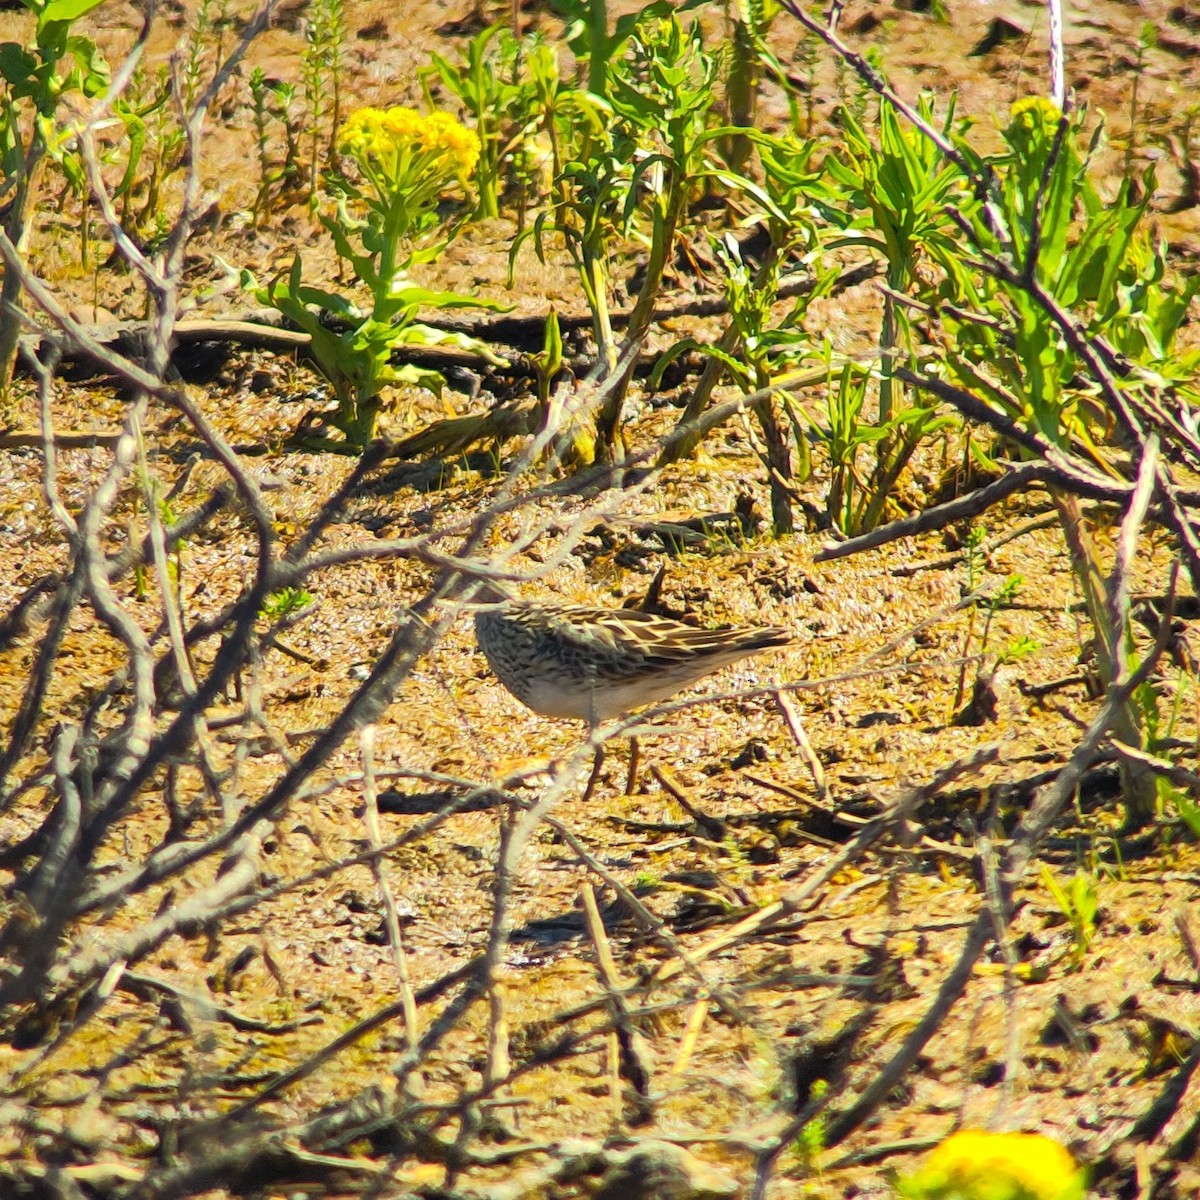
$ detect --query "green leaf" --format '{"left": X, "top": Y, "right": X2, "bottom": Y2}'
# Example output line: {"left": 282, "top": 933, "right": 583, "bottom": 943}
{"left": 39, "top": 0, "right": 105, "bottom": 24}
{"left": 396, "top": 322, "right": 510, "bottom": 366}
{"left": 388, "top": 279, "right": 513, "bottom": 313}
{"left": 533, "top": 308, "right": 563, "bottom": 379}
{"left": 64, "top": 33, "right": 108, "bottom": 95}
{"left": 294, "top": 283, "right": 360, "bottom": 320}
{"left": 390, "top": 363, "right": 450, "bottom": 392}
{"left": 0, "top": 42, "right": 38, "bottom": 87}
{"left": 648, "top": 337, "right": 703, "bottom": 389}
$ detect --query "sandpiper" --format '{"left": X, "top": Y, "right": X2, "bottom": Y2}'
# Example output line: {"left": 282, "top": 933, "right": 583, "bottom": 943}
{"left": 473, "top": 586, "right": 790, "bottom": 796}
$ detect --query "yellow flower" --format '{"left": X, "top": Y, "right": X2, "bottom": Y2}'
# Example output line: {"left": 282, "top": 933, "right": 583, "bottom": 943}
{"left": 899, "top": 1130, "right": 1086, "bottom": 1200}
{"left": 338, "top": 105, "right": 479, "bottom": 187}
{"left": 337, "top": 106, "right": 389, "bottom": 158}
{"left": 1008, "top": 97, "right": 1062, "bottom": 133}
{"left": 379, "top": 106, "right": 424, "bottom": 145}
{"left": 420, "top": 109, "right": 481, "bottom": 178}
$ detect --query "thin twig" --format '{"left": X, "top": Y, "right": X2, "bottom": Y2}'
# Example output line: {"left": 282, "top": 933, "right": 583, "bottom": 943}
{"left": 773, "top": 689, "right": 827, "bottom": 800}
{"left": 581, "top": 882, "right": 654, "bottom": 1125}
{"left": 360, "top": 724, "right": 419, "bottom": 1051}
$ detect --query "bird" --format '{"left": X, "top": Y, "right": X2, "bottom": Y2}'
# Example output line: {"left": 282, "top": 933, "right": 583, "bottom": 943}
{"left": 472, "top": 585, "right": 791, "bottom": 798}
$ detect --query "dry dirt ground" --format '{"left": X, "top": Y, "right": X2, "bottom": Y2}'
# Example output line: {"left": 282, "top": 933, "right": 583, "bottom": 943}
{"left": 2, "top": 1, "right": 1200, "bottom": 1198}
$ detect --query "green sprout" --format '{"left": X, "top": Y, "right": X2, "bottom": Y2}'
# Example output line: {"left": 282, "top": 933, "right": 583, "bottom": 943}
{"left": 1041, "top": 867, "right": 1100, "bottom": 968}
{"left": 792, "top": 1078, "right": 828, "bottom": 1169}
{"left": 260, "top": 587, "right": 314, "bottom": 621}
{"left": 301, "top": 0, "right": 344, "bottom": 202}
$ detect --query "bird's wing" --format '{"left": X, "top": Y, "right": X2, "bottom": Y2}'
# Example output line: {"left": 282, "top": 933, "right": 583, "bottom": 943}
{"left": 549, "top": 605, "right": 787, "bottom": 669}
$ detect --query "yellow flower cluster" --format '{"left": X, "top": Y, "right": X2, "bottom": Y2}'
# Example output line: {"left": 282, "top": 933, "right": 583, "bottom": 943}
{"left": 1008, "top": 96, "right": 1063, "bottom": 134}
{"left": 338, "top": 105, "right": 480, "bottom": 186}
{"left": 417, "top": 110, "right": 482, "bottom": 178}
{"left": 901, "top": 1130, "right": 1085, "bottom": 1200}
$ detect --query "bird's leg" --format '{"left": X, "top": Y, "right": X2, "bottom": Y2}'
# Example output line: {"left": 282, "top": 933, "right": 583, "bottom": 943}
{"left": 581, "top": 742, "right": 606, "bottom": 803}
{"left": 624, "top": 735, "right": 641, "bottom": 795}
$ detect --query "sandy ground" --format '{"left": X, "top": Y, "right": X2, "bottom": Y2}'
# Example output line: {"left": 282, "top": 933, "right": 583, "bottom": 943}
{"left": 2, "top": 0, "right": 1200, "bottom": 1196}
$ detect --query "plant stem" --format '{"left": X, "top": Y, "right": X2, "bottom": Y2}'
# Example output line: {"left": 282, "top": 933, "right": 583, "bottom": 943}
{"left": 587, "top": 0, "right": 609, "bottom": 96}
{"left": 661, "top": 246, "right": 782, "bottom": 465}
{"left": 0, "top": 143, "right": 45, "bottom": 392}
{"left": 756, "top": 388, "right": 795, "bottom": 535}
{"left": 594, "top": 179, "right": 687, "bottom": 461}
{"left": 1052, "top": 490, "right": 1157, "bottom": 829}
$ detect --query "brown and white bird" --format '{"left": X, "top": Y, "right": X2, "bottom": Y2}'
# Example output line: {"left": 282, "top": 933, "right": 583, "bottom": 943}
{"left": 472, "top": 586, "right": 791, "bottom": 795}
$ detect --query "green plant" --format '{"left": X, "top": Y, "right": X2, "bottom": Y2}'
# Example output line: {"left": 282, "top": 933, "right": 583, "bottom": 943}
{"left": 1174, "top": 787, "right": 1200, "bottom": 840}
{"left": 721, "top": 0, "right": 788, "bottom": 172}
{"left": 0, "top": 0, "right": 109, "bottom": 389}
{"left": 999, "top": 635, "right": 1039, "bottom": 664}
{"left": 513, "top": 86, "right": 627, "bottom": 371}
{"left": 249, "top": 65, "right": 275, "bottom": 212}
{"left": 109, "top": 91, "right": 157, "bottom": 229}
{"left": 830, "top": 39, "right": 886, "bottom": 130}
{"left": 522, "top": 39, "right": 568, "bottom": 186}
{"left": 422, "top": 24, "right": 528, "bottom": 220}
{"left": 1124, "top": 23, "right": 1156, "bottom": 183}
{"left": 792, "top": 1077, "right": 828, "bottom": 1169}
{"left": 965, "top": 529, "right": 1022, "bottom": 627}
{"left": 659, "top": 126, "right": 823, "bottom": 453}
{"left": 180, "top": 0, "right": 235, "bottom": 112}
{"left": 38, "top": 75, "right": 160, "bottom": 269}
{"left": 953, "top": 99, "right": 1200, "bottom": 437}
{"left": 529, "top": 308, "right": 593, "bottom": 466}
{"left": 712, "top": 234, "right": 805, "bottom": 534}
{"left": 1041, "top": 867, "right": 1099, "bottom": 968}
{"left": 249, "top": 67, "right": 299, "bottom": 217}
{"left": 128, "top": 64, "right": 186, "bottom": 235}
{"left": 778, "top": 353, "right": 948, "bottom": 538}
{"left": 947, "top": 98, "right": 1200, "bottom": 827}
{"left": 523, "top": 13, "right": 756, "bottom": 459}
{"left": 592, "top": 15, "right": 757, "bottom": 459}
{"left": 301, "top": 0, "right": 344, "bottom": 203}
{"left": 963, "top": 524, "right": 987, "bottom": 592}
{"left": 953, "top": 543, "right": 1028, "bottom": 711}
{"left": 130, "top": 470, "right": 182, "bottom": 601}
{"left": 820, "top": 359, "right": 885, "bottom": 533}
{"left": 548, "top": 0, "right": 684, "bottom": 98}
{"left": 531, "top": 308, "right": 562, "bottom": 420}
{"left": 261, "top": 586, "right": 314, "bottom": 621}
{"left": 40, "top": 113, "right": 91, "bottom": 265}
{"left": 986, "top": 574, "right": 1024, "bottom": 610}
{"left": 790, "top": 22, "right": 819, "bottom": 135}
{"left": 508, "top": 38, "right": 566, "bottom": 228}
{"left": 814, "top": 92, "right": 968, "bottom": 531}
{"left": 654, "top": 224, "right": 831, "bottom": 533}
{"left": 258, "top": 105, "right": 508, "bottom": 447}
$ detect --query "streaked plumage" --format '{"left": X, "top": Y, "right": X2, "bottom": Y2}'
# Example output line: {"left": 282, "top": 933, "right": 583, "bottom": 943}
{"left": 474, "top": 594, "right": 791, "bottom": 725}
